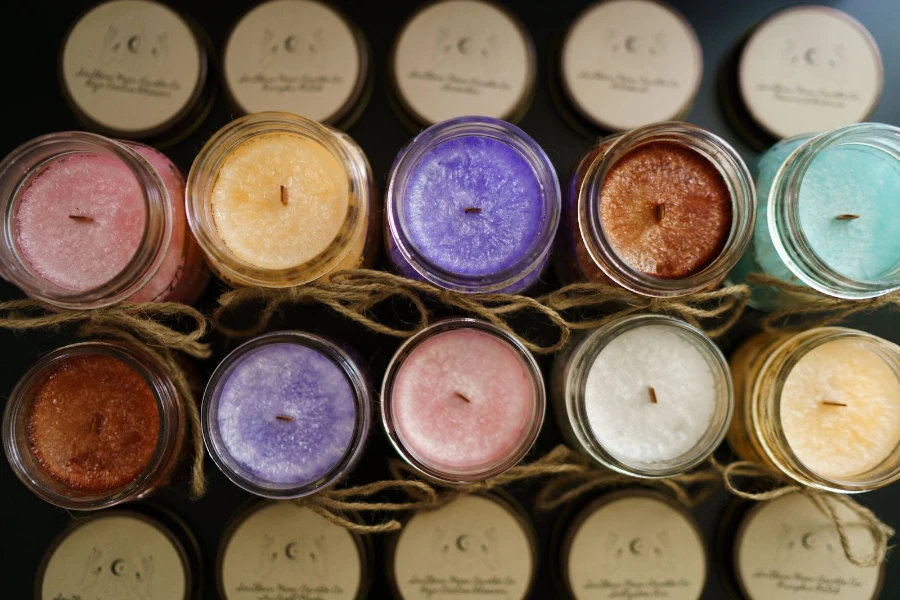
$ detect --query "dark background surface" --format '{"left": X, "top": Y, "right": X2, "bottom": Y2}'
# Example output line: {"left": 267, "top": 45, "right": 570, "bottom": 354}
{"left": 2, "top": 0, "right": 900, "bottom": 598}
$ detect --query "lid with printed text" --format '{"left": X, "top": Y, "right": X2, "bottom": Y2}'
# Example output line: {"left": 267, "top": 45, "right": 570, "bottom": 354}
{"left": 559, "top": 489, "right": 707, "bottom": 600}
{"left": 60, "top": 0, "right": 210, "bottom": 144}
{"left": 734, "top": 492, "right": 884, "bottom": 600}
{"left": 223, "top": 0, "right": 370, "bottom": 128}
{"left": 391, "top": 0, "right": 536, "bottom": 126}
{"left": 560, "top": 0, "right": 703, "bottom": 132}
{"left": 217, "top": 501, "right": 370, "bottom": 600}
{"left": 737, "top": 5, "right": 882, "bottom": 140}
{"left": 387, "top": 493, "right": 537, "bottom": 600}
{"left": 36, "top": 510, "right": 197, "bottom": 600}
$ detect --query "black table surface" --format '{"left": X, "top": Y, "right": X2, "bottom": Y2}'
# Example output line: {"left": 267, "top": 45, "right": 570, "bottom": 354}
{"left": 2, "top": 1, "right": 900, "bottom": 598}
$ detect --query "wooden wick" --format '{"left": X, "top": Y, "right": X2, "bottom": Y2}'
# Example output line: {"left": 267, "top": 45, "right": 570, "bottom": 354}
{"left": 653, "top": 204, "right": 666, "bottom": 223}
{"left": 275, "top": 414, "right": 294, "bottom": 422}
{"left": 454, "top": 391, "right": 472, "bottom": 403}
{"left": 821, "top": 401, "right": 848, "bottom": 407}
{"left": 89, "top": 414, "right": 105, "bottom": 434}
{"left": 835, "top": 214, "right": 860, "bottom": 221}
{"left": 648, "top": 387, "right": 658, "bottom": 404}
{"left": 280, "top": 185, "right": 289, "bottom": 206}
{"left": 68, "top": 215, "right": 94, "bottom": 223}
{"left": 464, "top": 207, "right": 482, "bottom": 214}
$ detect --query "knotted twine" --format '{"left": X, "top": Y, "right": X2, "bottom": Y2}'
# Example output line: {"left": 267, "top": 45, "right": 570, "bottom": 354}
{"left": 711, "top": 457, "right": 894, "bottom": 569}
{"left": 213, "top": 269, "right": 751, "bottom": 353}
{"left": 0, "top": 299, "right": 210, "bottom": 359}
{"left": 747, "top": 273, "right": 900, "bottom": 333}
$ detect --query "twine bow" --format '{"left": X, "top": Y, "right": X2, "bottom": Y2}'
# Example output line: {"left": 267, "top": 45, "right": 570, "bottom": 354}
{"left": 0, "top": 299, "right": 210, "bottom": 359}
{"left": 713, "top": 458, "right": 894, "bottom": 569}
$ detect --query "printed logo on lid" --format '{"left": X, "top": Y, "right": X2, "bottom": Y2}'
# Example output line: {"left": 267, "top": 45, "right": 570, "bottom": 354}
{"left": 61, "top": 0, "right": 203, "bottom": 135}
{"left": 220, "top": 503, "right": 364, "bottom": 600}
{"left": 736, "top": 493, "right": 882, "bottom": 600}
{"left": 40, "top": 514, "right": 187, "bottom": 600}
{"left": 738, "top": 6, "right": 882, "bottom": 139}
{"left": 224, "top": 0, "right": 363, "bottom": 123}
{"left": 392, "top": 0, "right": 533, "bottom": 124}
{"left": 561, "top": 0, "right": 702, "bottom": 131}
{"left": 393, "top": 495, "right": 534, "bottom": 599}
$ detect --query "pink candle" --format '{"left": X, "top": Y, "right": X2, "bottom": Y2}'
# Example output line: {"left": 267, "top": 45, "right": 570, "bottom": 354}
{"left": 382, "top": 319, "right": 544, "bottom": 482}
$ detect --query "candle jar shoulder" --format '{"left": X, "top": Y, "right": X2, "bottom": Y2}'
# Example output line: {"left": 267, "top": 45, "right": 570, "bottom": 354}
{"left": 557, "top": 122, "right": 755, "bottom": 297}
{"left": 728, "top": 123, "right": 900, "bottom": 311}
{"left": 3, "top": 340, "right": 186, "bottom": 510}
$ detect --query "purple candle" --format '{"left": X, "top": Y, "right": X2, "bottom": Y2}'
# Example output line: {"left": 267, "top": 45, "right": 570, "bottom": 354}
{"left": 387, "top": 117, "right": 560, "bottom": 293}
{"left": 203, "top": 332, "right": 370, "bottom": 498}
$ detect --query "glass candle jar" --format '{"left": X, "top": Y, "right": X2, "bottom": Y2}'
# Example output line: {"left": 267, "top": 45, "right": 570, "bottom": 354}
{"left": 728, "top": 123, "right": 900, "bottom": 311}
{"left": 187, "top": 112, "right": 377, "bottom": 288}
{"left": 0, "top": 132, "right": 208, "bottom": 308}
{"left": 556, "top": 122, "right": 755, "bottom": 296}
{"left": 386, "top": 116, "right": 560, "bottom": 294}
{"left": 203, "top": 331, "right": 371, "bottom": 498}
{"left": 218, "top": 501, "right": 372, "bottom": 600}
{"left": 728, "top": 327, "right": 900, "bottom": 493}
{"left": 382, "top": 318, "right": 545, "bottom": 483}
{"left": 551, "top": 314, "right": 733, "bottom": 477}
{"left": 3, "top": 341, "right": 185, "bottom": 510}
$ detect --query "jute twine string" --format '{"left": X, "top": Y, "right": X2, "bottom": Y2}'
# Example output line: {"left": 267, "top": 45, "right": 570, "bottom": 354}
{"left": 213, "top": 270, "right": 751, "bottom": 352}
{"left": 711, "top": 457, "right": 894, "bottom": 569}
{"left": 0, "top": 299, "right": 211, "bottom": 359}
{"left": 79, "top": 324, "right": 208, "bottom": 499}
{"left": 747, "top": 273, "right": 900, "bottom": 333}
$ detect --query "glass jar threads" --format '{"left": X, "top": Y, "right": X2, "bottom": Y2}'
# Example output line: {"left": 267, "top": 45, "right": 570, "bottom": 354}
{"left": 381, "top": 318, "right": 545, "bottom": 483}
{"left": 0, "top": 132, "right": 208, "bottom": 308}
{"left": 386, "top": 116, "right": 560, "bottom": 294}
{"left": 551, "top": 314, "right": 733, "bottom": 477}
{"left": 187, "top": 112, "right": 377, "bottom": 288}
{"left": 3, "top": 341, "right": 186, "bottom": 510}
{"left": 728, "top": 327, "right": 900, "bottom": 493}
{"left": 556, "top": 122, "right": 755, "bottom": 296}
{"left": 728, "top": 123, "right": 900, "bottom": 311}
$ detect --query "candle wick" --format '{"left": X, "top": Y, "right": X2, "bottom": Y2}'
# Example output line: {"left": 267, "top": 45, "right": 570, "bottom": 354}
{"left": 89, "top": 413, "right": 105, "bottom": 434}
{"left": 275, "top": 414, "right": 294, "bottom": 422}
{"left": 653, "top": 204, "right": 666, "bottom": 223}
{"left": 464, "top": 207, "right": 482, "bottom": 214}
{"left": 68, "top": 214, "right": 94, "bottom": 223}
{"left": 280, "top": 185, "right": 289, "bottom": 206}
{"left": 821, "top": 401, "right": 848, "bottom": 407}
{"left": 454, "top": 391, "right": 472, "bottom": 403}
{"left": 648, "top": 387, "right": 658, "bottom": 404}
{"left": 835, "top": 214, "right": 860, "bottom": 221}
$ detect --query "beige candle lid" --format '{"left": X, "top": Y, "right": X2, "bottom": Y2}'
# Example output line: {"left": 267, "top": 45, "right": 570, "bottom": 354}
{"left": 560, "top": 489, "right": 707, "bottom": 600}
{"left": 734, "top": 492, "right": 884, "bottom": 600}
{"left": 738, "top": 5, "right": 882, "bottom": 139}
{"left": 391, "top": 0, "right": 535, "bottom": 126}
{"left": 388, "top": 493, "right": 536, "bottom": 600}
{"left": 223, "top": 0, "right": 369, "bottom": 127}
{"left": 560, "top": 0, "right": 702, "bottom": 132}
{"left": 36, "top": 511, "right": 193, "bottom": 600}
{"left": 218, "top": 502, "right": 368, "bottom": 600}
{"left": 60, "top": 0, "right": 207, "bottom": 141}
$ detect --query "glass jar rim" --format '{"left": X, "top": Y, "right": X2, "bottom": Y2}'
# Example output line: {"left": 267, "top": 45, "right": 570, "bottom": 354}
{"left": 386, "top": 116, "right": 560, "bottom": 293}
{"left": 186, "top": 112, "right": 371, "bottom": 288}
{"left": 768, "top": 123, "right": 900, "bottom": 299}
{"left": 0, "top": 132, "right": 172, "bottom": 308}
{"left": 565, "top": 313, "right": 734, "bottom": 477}
{"left": 578, "top": 122, "right": 756, "bottom": 296}
{"left": 202, "top": 330, "right": 372, "bottom": 498}
{"left": 3, "top": 341, "right": 179, "bottom": 510}
{"left": 381, "top": 317, "right": 546, "bottom": 483}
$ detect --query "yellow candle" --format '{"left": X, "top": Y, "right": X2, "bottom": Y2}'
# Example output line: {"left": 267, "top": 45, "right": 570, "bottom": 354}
{"left": 211, "top": 133, "right": 349, "bottom": 270}
{"left": 781, "top": 338, "right": 900, "bottom": 479}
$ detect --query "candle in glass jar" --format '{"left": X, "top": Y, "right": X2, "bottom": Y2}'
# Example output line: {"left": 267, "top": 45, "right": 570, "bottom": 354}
{"left": 599, "top": 141, "right": 733, "bottom": 279}
{"left": 26, "top": 354, "right": 160, "bottom": 494}
{"left": 780, "top": 338, "right": 900, "bottom": 479}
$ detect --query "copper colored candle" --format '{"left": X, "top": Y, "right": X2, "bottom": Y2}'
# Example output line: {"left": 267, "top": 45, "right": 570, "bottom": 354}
{"left": 27, "top": 354, "right": 160, "bottom": 494}
{"left": 600, "top": 141, "right": 732, "bottom": 279}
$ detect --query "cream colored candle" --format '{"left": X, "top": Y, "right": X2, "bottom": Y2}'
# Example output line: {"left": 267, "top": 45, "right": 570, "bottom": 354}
{"left": 211, "top": 133, "right": 349, "bottom": 270}
{"left": 781, "top": 338, "right": 900, "bottom": 479}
